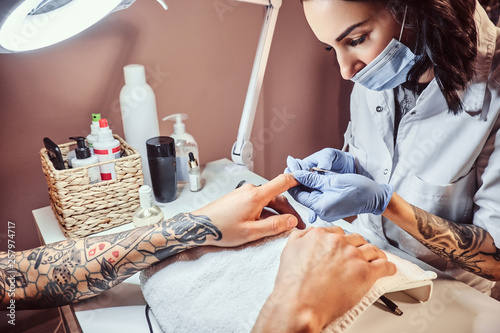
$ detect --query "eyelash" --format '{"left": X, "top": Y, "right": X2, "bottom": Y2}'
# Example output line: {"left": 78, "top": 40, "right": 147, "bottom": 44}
{"left": 323, "top": 33, "right": 367, "bottom": 52}
{"left": 348, "top": 34, "right": 367, "bottom": 47}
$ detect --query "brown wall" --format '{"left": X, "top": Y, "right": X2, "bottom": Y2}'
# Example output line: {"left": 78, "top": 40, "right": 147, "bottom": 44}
{"left": 0, "top": 0, "right": 349, "bottom": 251}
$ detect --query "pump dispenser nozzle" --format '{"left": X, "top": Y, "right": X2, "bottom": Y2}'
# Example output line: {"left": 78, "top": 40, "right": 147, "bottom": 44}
{"left": 162, "top": 113, "right": 188, "bottom": 134}
{"left": 68, "top": 136, "right": 101, "bottom": 183}
{"left": 69, "top": 136, "right": 91, "bottom": 159}
{"left": 91, "top": 114, "right": 101, "bottom": 135}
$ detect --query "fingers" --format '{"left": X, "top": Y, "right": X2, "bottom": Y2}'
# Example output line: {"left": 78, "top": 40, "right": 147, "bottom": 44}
{"left": 287, "top": 226, "right": 311, "bottom": 242}
{"left": 292, "top": 188, "right": 321, "bottom": 210}
{"left": 288, "top": 227, "right": 387, "bottom": 262}
{"left": 248, "top": 214, "right": 298, "bottom": 242}
{"left": 308, "top": 210, "right": 317, "bottom": 224}
{"left": 369, "top": 258, "right": 397, "bottom": 279}
{"left": 286, "top": 156, "right": 310, "bottom": 172}
{"left": 287, "top": 225, "right": 344, "bottom": 243}
{"left": 258, "top": 174, "right": 300, "bottom": 200}
{"left": 343, "top": 233, "right": 387, "bottom": 262}
{"left": 293, "top": 170, "right": 328, "bottom": 190}
{"left": 259, "top": 208, "right": 276, "bottom": 220}
{"left": 285, "top": 227, "right": 394, "bottom": 281}
{"left": 322, "top": 225, "right": 346, "bottom": 235}
{"left": 286, "top": 186, "right": 301, "bottom": 200}
{"left": 358, "top": 243, "right": 387, "bottom": 262}
{"left": 286, "top": 156, "right": 302, "bottom": 173}
{"left": 267, "top": 195, "right": 306, "bottom": 229}
{"left": 344, "top": 233, "right": 368, "bottom": 246}
{"left": 315, "top": 156, "right": 334, "bottom": 171}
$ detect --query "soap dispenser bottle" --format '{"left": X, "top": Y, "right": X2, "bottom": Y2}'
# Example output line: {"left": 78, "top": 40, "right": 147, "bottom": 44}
{"left": 69, "top": 136, "right": 101, "bottom": 184}
{"left": 162, "top": 113, "right": 199, "bottom": 184}
{"left": 67, "top": 113, "right": 101, "bottom": 168}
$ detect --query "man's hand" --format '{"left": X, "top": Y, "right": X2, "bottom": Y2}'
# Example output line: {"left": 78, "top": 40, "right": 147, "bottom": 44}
{"left": 193, "top": 174, "right": 306, "bottom": 247}
{"left": 253, "top": 227, "right": 397, "bottom": 332}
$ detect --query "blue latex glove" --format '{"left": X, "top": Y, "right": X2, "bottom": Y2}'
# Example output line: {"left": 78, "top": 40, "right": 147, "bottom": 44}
{"left": 289, "top": 170, "right": 393, "bottom": 223}
{"left": 285, "top": 148, "right": 356, "bottom": 174}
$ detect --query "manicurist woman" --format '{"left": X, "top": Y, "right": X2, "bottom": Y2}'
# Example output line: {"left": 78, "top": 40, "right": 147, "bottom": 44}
{"left": 287, "top": 0, "right": 500, "bottom": 293}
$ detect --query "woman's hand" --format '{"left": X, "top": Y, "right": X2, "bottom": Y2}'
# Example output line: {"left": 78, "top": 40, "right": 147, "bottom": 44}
{"left": 289, "top": 170, "right": 393, "bottom": 223}
{"left": 193, "top": 173, "right": 306, "bottom": 247}
{"left": 285, "top": 148, "right": 356, "bottom": 174}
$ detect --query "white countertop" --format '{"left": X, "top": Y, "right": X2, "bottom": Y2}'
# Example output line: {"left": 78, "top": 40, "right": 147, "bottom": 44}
{"left": 33, "top": 158, "right": 500, "bottom": 333}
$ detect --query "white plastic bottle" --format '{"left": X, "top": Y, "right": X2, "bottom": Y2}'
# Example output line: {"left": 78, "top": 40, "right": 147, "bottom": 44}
{"left": 67, "top": 150, "right": 76, "bottom": 168}
{"left": 93, "top": 118, "right": 121, "bottom": 181}
{"left": 69, "top": 136, "right": 101, "bottom": 184}
{"left": 133, "top": 185, "right": 165, "bottom": 227}
{"left": 119, "top": 64, "right": 160, "bottom": 187}
{"left": 162, "top": 113, "right": 199, "bottom": 184}
{"left": 86, "top": 113, "right": 101, "bottom": 155}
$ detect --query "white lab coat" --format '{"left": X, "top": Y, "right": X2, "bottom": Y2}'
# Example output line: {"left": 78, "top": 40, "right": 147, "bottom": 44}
{"left": 347, "top": 4, "right": 500, "bottom": 293}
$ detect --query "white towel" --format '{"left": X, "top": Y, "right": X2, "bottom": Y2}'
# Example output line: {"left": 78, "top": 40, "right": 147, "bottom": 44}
{"left": 140, "top": 231, "right": 436, "bottom": 333}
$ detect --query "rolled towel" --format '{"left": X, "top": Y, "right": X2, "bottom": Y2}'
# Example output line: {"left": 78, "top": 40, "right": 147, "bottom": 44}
{"left": 140, "top": 230, "right": 436, "bottom": 333}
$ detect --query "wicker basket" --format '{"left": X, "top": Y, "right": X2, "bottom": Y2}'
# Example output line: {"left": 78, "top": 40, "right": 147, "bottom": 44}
{"left": 40, "top": 135, "right": 144, "bottom": 238}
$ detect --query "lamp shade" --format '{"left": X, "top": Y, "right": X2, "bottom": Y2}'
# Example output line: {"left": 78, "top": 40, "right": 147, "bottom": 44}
{"left": 0, "top": 0, "right": 135, "bottom": 53}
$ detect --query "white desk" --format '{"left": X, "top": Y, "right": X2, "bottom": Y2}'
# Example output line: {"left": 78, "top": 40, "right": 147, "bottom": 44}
{"left": 33, "top": 158, "right": 500, "bottom": 333}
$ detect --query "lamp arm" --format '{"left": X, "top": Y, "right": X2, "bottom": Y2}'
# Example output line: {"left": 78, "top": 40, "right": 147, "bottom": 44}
{"left": 231, "top": 0, "right": 281, "bottom": 169}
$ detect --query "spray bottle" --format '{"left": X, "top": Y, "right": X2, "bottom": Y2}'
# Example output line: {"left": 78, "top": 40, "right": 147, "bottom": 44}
{"left": 93, "top": 118, "right": 121, "bottom": 181}
{"left": 86, "top": 113, "right": 101, "bottom": 154}
{"left": 162, "top": 113, "right": 199, "bottom": 184}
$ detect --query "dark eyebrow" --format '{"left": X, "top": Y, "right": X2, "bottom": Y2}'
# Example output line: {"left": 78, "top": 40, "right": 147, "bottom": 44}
{"left": 336, "top": 20, "right": 369, "bottom": 42}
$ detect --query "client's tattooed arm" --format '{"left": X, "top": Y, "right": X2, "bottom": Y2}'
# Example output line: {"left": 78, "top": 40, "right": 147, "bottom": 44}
{"left": 0, "top": 173, "right": 305, "bottom": 310}
{"left": 383, "top": 193, "right": 500, "bottom": 280}
{"left": 0, "top": 213, "right": 221, "bottom": 309}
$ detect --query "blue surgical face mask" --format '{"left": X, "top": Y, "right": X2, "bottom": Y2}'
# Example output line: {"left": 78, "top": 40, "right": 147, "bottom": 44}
{"left": 350, "top": 7, "right": 418, "bottom": 91}
{"left": 350, "top": 39, "right": 417, "bottom": 91}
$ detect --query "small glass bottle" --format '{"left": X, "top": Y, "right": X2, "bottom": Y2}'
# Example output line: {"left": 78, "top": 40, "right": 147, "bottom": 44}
{"left": 188, "top": 152, "right": 202, "bottom": 192}
{"left": 133, "top": 185, "right": 165, "bottom": 227}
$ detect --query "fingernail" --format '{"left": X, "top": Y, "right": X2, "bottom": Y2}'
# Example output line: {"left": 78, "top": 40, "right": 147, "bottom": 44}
{"left": 287, "top": 216, "right": 296, "bottom": 229}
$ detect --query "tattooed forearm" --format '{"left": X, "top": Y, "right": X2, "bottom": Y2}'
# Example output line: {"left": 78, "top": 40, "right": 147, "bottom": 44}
{"left": 0, "top": 213, "right": 221, "bottom": 309}
{"left": 411, "top": 205, "right": 500, "bottom": 280}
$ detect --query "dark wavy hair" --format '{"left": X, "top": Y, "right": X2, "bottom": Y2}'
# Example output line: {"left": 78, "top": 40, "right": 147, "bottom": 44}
{"left": 304, "top": 0, "right": 478, "bottom": 114}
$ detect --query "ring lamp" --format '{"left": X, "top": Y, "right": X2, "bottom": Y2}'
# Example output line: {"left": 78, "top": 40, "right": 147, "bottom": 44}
{"left": 0, "top": 0, "right": 167, "bottom": 53}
